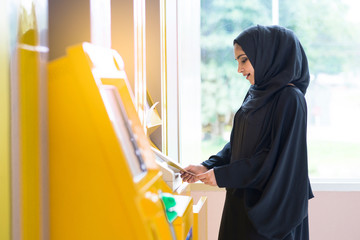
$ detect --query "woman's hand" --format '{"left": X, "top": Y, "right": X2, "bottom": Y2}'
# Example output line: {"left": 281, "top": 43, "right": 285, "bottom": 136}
{"left": 197, "top": 169, "right": 218, "bottom": 186}
{"left": 180, "top": 164, "right": 208, "bottom": 183}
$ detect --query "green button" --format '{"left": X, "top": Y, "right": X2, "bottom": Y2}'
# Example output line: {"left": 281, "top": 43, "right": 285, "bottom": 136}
{"left": 161, "top": 193, "right": 176, "bottom": 210}
{"left": 160, "top": 192, "right": 177, "bottom": 222}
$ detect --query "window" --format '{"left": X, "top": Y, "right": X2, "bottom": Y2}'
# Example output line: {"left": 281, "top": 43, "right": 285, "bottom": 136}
{"left": 198, "top": 0, "right": 360, "bottom": 179}
{"left": 172, "top": 0, "right": 360, "bottom": 181}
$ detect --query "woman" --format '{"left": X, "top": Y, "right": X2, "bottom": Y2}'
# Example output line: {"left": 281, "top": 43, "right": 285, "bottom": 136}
{"left": 181, "top": 25, "right": 314, "bottom": 240}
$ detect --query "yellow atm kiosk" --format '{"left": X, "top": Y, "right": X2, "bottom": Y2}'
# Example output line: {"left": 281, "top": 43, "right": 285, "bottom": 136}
{"left": 49, "top": 43, "right": 196, "bottom": 239}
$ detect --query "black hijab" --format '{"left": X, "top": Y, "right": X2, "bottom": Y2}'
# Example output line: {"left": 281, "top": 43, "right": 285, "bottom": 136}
{"left": 234, "top": 25, "right": 310, "bottom": 110}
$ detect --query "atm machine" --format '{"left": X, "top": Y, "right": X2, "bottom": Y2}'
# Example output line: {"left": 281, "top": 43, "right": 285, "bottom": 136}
{"left": 48, "top": 43, "right": 206, "bottom": 240}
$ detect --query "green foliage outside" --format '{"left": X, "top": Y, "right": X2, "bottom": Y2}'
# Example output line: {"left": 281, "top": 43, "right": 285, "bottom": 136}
{"left": 201, "top": 0, "right": 272, "bottom": 134}
{"left": 308, "top": 140, "right": 360, "bottom": 178}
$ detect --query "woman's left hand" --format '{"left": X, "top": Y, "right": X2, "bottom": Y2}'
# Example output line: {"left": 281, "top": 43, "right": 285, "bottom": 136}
{"left": 197, "top": 169, "right": 218, "bottom": 186}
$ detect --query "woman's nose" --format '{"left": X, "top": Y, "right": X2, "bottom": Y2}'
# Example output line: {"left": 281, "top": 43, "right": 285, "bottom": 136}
{"left": 238, "top": 64, "right": 242, "bottom": 73}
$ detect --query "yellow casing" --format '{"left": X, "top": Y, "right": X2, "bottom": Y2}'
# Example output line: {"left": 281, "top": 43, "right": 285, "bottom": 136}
{"left": 173, "top": 196, "right": 193, "bottom": 240}
{"left": 49, "top": 43, "right": 174, "bottom": 240}
{"left": 17, "top": 1, "right": 48, "bottom": 239}
{"left": 0, "top": 2, "right": 11, "bottom": 239}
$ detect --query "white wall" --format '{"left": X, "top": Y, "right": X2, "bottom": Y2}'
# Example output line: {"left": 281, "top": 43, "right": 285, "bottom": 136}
{"left": 190, "top": 190, "right": 360, "bottom": 240}
{"left": 309, "top": 191, "right": 360, "bottom": 240}
{"left": 111, "top": 0, "right": 135, "bottom": 91}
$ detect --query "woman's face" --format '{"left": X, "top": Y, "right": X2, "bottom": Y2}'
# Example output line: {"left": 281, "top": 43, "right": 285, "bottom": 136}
{"left": 234, "top": 43, "right": 255, "bottom": 85}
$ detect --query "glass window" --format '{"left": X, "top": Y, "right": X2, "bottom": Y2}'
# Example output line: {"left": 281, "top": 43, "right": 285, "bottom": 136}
{"left": 199, "top": 0, "right": 360, "bottom": 179}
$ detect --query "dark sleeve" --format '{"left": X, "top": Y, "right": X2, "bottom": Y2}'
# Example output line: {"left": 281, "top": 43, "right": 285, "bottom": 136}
{"left": 214, "top": 88, "right": 312, "bottom": 239}
{"left": 201, "top": 142, "right": 231, "bottom": 169}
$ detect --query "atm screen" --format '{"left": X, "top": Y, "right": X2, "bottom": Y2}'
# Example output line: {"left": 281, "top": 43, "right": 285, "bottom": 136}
{"left": 100, "top": 86, "right": 147, "bottom": 182}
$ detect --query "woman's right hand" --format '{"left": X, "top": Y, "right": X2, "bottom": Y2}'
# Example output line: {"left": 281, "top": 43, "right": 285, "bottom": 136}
{"left": 180, "top": 164, "right": 208, "bottom": 183}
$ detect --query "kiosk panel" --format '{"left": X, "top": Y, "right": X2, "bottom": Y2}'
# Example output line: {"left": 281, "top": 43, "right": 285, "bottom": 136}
{"left": 100, "top": 85, "right": 146, "bottom": 182}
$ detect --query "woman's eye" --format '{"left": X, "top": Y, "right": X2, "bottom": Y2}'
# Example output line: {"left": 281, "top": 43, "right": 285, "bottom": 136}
{"left": 241, "top": 57, "right": 248, "bottom": 64}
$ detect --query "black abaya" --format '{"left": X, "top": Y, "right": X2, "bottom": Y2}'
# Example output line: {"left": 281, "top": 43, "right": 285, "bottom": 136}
{"left": 201, "top": 25, "right": 314, "bottom": 240}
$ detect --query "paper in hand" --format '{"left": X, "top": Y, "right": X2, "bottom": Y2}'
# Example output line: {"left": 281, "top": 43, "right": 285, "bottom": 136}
{"left": 152, "top": 147, "right": 195, "bottom": 176}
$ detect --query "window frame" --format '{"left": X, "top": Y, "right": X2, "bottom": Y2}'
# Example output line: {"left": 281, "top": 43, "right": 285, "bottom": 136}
{"left": 164, "top": 0, "right": 360, "bottom": 191}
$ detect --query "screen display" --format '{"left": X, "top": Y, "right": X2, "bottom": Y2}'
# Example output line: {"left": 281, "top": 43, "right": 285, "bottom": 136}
{"left": 100, "top": 86, "right": 146, "bottom": 182}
